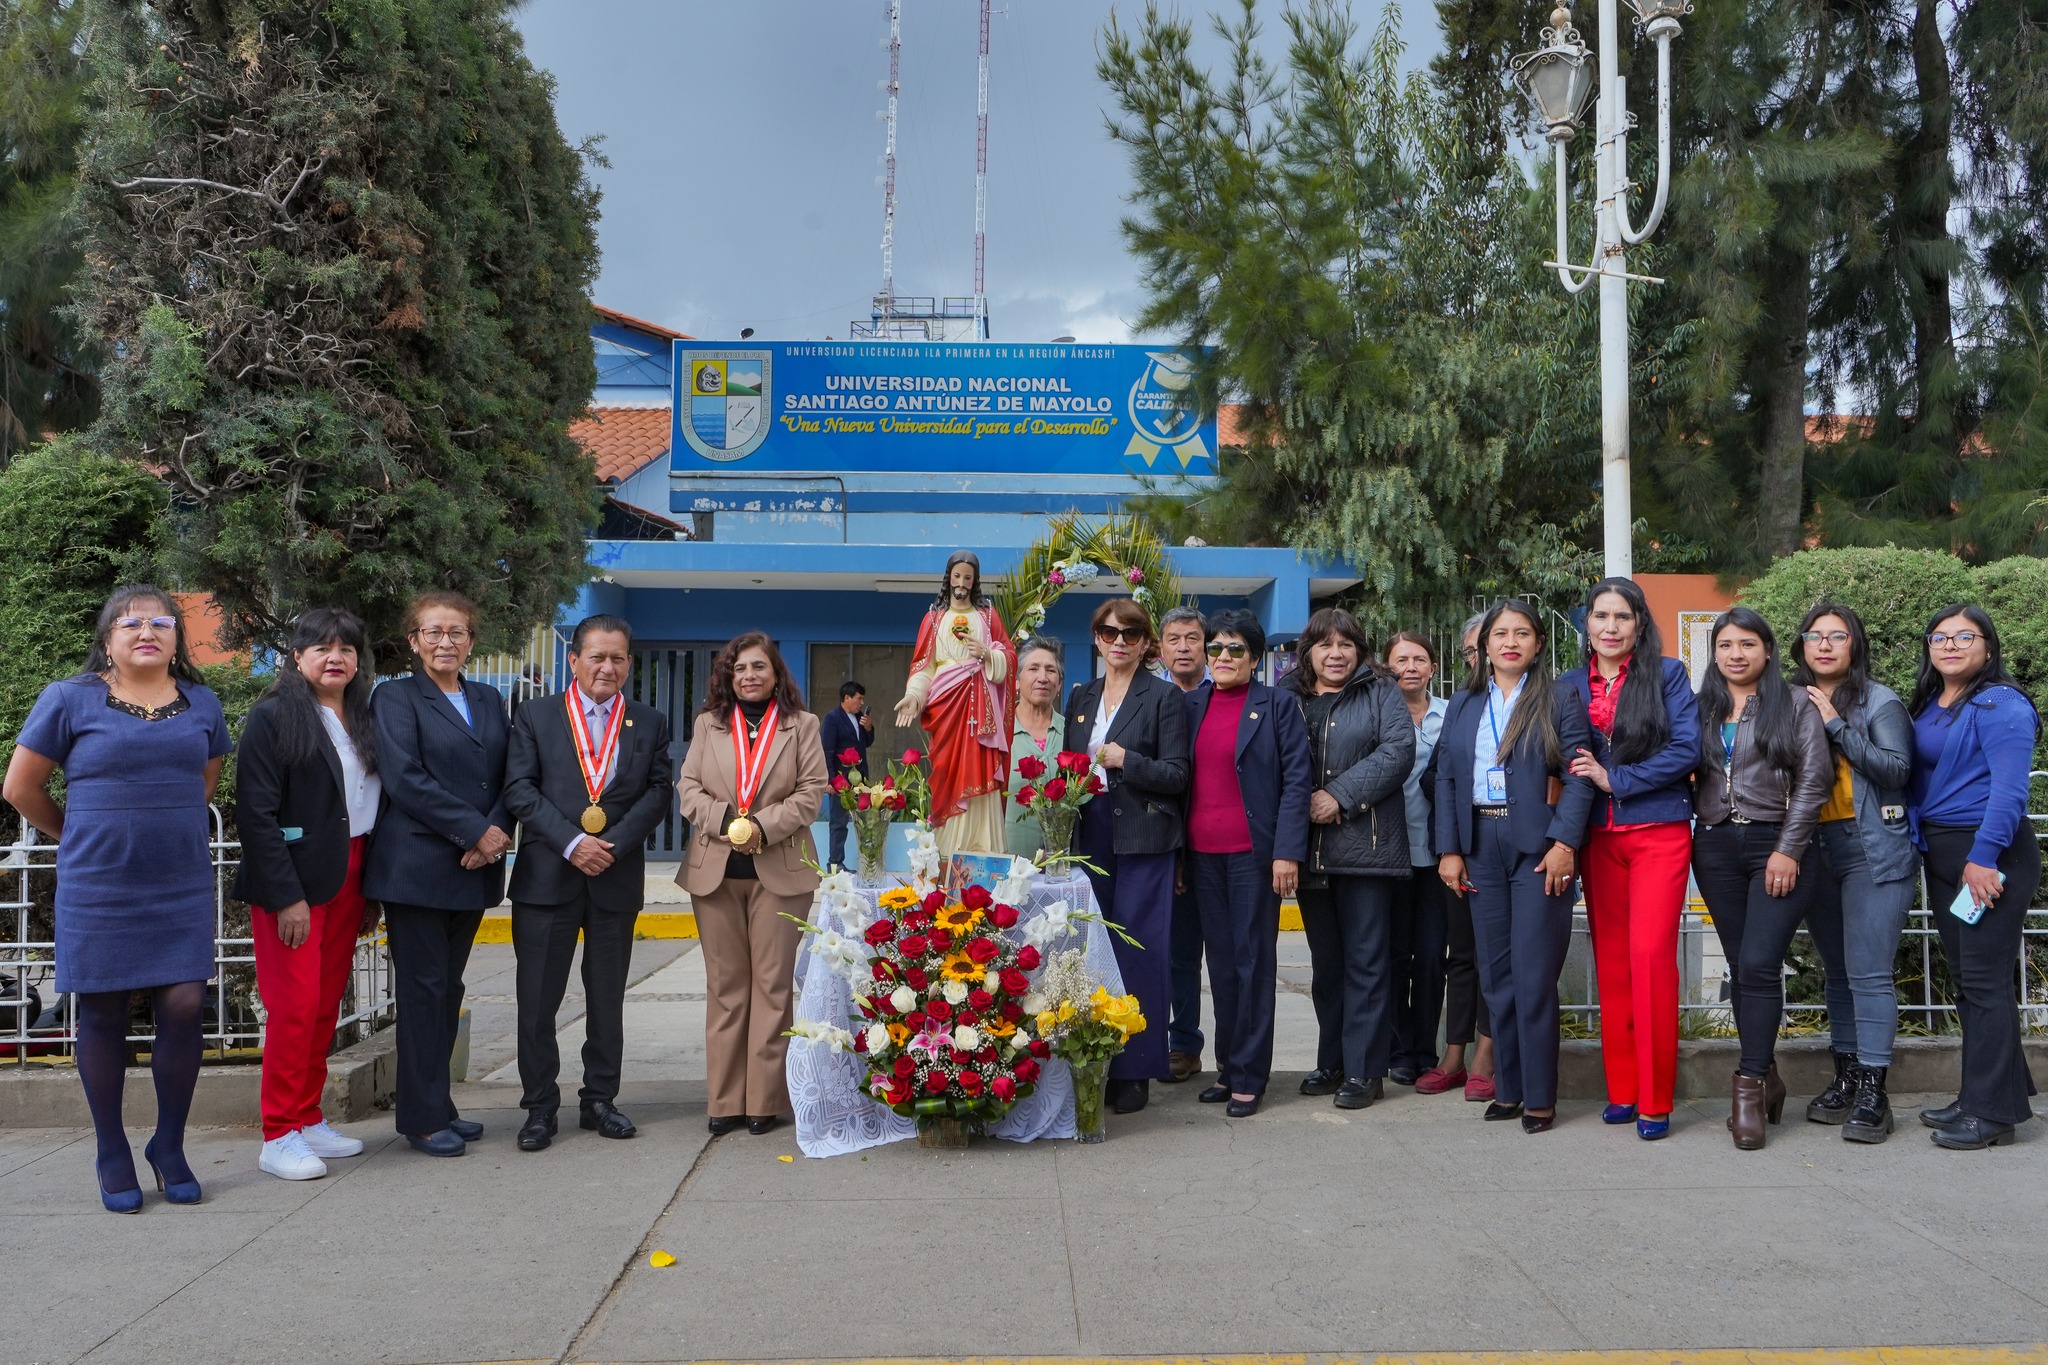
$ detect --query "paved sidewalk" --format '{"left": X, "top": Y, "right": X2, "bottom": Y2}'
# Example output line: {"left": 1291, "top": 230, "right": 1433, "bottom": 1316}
{"left": 2, "top": 935, "right": 2045, "bottom": 1365}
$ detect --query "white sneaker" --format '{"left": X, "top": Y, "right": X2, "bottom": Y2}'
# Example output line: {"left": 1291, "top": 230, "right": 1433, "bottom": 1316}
{"left": 259, "top": 1131, "right": 329, "bottom": 1181}
{"left": 298, "top": 1120, "right": 365, "bottom": 1158}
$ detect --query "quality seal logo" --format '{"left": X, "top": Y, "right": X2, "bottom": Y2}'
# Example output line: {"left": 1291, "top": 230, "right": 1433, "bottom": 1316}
{"left": 683, "top": 349, "right": 772, "bottom": 463}
{"left": 1125, "top": 350, "right": 1212, "bottom": 469}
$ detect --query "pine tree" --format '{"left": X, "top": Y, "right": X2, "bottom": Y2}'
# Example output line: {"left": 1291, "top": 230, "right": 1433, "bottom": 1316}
{"left": 70, "top": 0, "right": 602, "bottom": 656}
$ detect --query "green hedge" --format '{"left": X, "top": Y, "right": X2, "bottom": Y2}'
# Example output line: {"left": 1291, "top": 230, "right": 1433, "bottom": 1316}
{"left": 1737, "top": 547, "right": 1977, "bottom": 698}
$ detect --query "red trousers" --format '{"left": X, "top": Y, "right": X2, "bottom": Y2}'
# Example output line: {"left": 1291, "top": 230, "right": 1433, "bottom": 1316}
{"left": 1583, "top": 822, "right": 1691, "bottom": 1116}
{"left": 253, "top": 839, "right": 367, "bottom": 1139}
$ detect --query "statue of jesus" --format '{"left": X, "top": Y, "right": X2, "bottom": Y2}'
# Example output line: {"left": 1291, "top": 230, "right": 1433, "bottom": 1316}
{"left": 894, "top": 550, "right": 1016, "bottom": 856}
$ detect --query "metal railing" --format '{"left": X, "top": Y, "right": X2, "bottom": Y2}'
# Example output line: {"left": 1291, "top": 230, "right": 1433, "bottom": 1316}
{"left": 0, "top": 809, "right": 395, "bottom": 1066}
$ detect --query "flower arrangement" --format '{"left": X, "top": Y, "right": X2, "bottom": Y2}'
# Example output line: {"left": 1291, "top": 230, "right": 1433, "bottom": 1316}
{"left": 1011, "top": 749, "right": 1102, "bottom": 860}
{"left": 995, "top": 512, "right": 1181, "bottom": 642}
{"left": 1022, "top": 947, "right": 1147, "bottom": 1141}
{"left": 830, "top": 747, "right": 930, "bottom": 880}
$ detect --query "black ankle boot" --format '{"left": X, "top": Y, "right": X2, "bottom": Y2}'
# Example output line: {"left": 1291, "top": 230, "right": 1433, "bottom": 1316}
{"left": 1842, "top": 1064, "right": 1893, "bottom": 1143}
{"left": 1805, "top": 1050, "right": 1855, "bottom": 1125}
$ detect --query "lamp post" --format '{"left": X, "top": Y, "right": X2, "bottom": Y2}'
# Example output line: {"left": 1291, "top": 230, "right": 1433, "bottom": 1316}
{"left": 1513, "top": 0, "right": 1688, "bottom": 578}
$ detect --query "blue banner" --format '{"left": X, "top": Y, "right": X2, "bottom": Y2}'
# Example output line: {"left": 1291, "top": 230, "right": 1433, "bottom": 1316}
{"left": 670, "top": 340, "right": 1215, "bottom": 476}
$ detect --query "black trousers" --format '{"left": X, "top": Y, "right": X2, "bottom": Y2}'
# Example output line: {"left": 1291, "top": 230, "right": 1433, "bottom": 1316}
{"left": 1299, "top": 875, "right": 1398, "bottom": 1080}
{"left": 1692, "top": 821, "right": 1815, "bottom": 1078}
{"left": 1924, "top": 825, "right": 2042, "bottom": 1125}
{"left": 1443, "top": 867, "right": 1491, "bottom": 1046}
{"left": 384, "top": 903, "right": 485, "bottom": 1136}
{"left": 1192, "top": 850, "right": 1281, "bottom": 1096}
{"left": 513, "top": 889, "right": 638, "bottom": 1116}
{"left": 1390, "top": 867, "right": 1448, "bottom": 1071}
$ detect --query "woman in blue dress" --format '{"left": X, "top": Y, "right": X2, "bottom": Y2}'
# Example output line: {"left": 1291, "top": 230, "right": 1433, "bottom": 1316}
{"left": 4, "top": 586, "right": 233, "bottom": 1212}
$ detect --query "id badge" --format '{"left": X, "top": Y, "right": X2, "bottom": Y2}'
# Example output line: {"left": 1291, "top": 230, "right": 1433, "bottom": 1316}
{"left": 1484, "top": 766, "right": 1508, "bottom": 802}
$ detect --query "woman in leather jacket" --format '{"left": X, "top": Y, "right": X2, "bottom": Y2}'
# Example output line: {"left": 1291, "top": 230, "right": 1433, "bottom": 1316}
{"left": 1691, "top": 607, "right": 1832, "bottom": 1150}
{"left": 1791, "top": 603, "right": 1920, "bottom": 1143}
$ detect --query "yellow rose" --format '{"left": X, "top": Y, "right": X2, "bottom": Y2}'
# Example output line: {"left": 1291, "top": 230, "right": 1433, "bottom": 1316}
{"left": 1036, "top": 1010, "right": 1059, "bottom": 1035}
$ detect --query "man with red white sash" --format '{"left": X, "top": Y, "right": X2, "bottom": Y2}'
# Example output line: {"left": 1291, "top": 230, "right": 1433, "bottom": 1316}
{"left": 503, "top": 615, "right": 675, "bottom": 1151}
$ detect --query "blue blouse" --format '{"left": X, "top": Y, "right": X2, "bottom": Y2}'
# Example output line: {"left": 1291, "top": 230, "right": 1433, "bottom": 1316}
{"left": 1909, "top": 684, "right": 2038, "bottom": 867}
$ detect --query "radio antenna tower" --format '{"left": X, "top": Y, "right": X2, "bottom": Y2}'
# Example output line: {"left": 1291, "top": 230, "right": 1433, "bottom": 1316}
{"left": 877, "top": 0, "right": 901, "bottom": 309}
{"left": 972, "top": 0, "right": 991, "bottom": 335}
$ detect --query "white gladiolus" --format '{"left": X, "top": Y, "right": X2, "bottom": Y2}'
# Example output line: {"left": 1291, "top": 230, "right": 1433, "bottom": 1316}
{"left": 952, "top": 1025, "right": 980, "bottom": 1050}
{"left": 994, "top": 857, "right": 1038, "bottom": 906}
{"left": 889, "top": 985, "right": 917, "bottom": 1013}
{"left": 1023, "top": 899, "right": 1073, "bottom": 949}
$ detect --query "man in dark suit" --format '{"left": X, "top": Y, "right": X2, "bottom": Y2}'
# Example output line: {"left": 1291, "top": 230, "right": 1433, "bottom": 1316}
{"left": 819, "top": 679, "right": 873, "bottom": 869}
{"left": 503, "top": 615, "right": 675, "bottom": 1151}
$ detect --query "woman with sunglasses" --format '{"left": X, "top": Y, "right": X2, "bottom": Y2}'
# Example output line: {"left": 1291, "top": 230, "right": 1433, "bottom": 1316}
{"left": 1560, "top": 577, "right": 1700, "bottom": 1141}
{"left": 5, "top": 587, "right": 233, "bottom": 1211}
{"left": 1062, "top": 598, "right": 1190, "bottom": 1115}
{"left": 1908, "top": 604, "right": 2041, "bottom": 1150}
{"left": 1691, "top": 607, "right": 1831, "bottom": 1150}
{"left": 1434, "top": 600, "right": 1593, "bottom": 1133}
{"left": 1790, "top": 603, "right": 1919, "bottom": 1142}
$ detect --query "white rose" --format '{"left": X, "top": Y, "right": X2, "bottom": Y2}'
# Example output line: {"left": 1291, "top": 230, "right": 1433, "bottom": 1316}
{"left": 943, "top": 979, "right": 969, "bottom": 1005}
{"left": 952, "top": 1025, "right": 980, "bottom": 1050}
{"left": 889, "top": 985, "right": 916, "bottom": 1013}
{"left": 1021, "top": 992, "right": 1047, "bottom": 1016}
{"left": 865, "top": 1023, "right": 889, "bottom": 1053}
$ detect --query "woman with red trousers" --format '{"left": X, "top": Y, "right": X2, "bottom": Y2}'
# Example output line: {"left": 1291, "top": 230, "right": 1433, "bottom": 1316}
{"left": 1562, "top": 579, "right": 1700, "bottom": 1141}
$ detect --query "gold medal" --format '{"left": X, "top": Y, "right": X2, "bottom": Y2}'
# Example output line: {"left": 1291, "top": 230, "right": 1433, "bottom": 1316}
{"left": 566, "top": 689, "right": 626, "bottom": 840}
{"left": 582, "top": 804, "right": 608, "bottom": 835}
{"left": 726, "top": 814, "right": 755, "bottom": 846}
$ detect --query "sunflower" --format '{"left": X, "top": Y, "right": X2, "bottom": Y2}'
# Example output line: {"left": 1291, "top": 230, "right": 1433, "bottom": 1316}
{"left": 933, "top": 901, "right": 983, "bottom": 933}
{"left": 981, "top": 1016, "right": 1017, "bottom": 1038}
{"left": 886, "top": 1020, "right": 913, "bottom": 1047}
{"left": 877, "top": 886, "right": 920, "bottom": 911}
{"left": 940, "top": 950, "right": 982, "bottom": 982}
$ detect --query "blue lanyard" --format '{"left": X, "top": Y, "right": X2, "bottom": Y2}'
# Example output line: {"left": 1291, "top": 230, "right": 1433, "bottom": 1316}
{"left": 1486, "top": 681, "right": 1518, "bottom": 756}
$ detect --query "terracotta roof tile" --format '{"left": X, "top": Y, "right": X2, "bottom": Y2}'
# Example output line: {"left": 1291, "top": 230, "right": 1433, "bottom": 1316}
{"left": 571, "top": 406, "right": 671, "bottom": 483}
{"left": 593, "top": 305, "right": 692, "bottom": 340}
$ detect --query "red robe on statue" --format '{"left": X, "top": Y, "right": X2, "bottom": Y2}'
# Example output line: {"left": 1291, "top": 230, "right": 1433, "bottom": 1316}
{"left": 905, "top": 602, "right": 1016, "bottom": 838}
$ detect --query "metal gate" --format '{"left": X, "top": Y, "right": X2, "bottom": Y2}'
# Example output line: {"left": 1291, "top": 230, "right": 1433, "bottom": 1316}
{"left": 628, "top": 642, "right": 721, "bottom": 857}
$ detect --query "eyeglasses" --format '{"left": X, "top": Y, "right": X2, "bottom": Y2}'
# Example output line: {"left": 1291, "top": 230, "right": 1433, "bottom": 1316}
{"left": 1928, "top": 631, "right": 1982, "bottom": 647}
{"left": 1204, "top": 641, "right": 1250, "bottom": 659}
{"left": 415, "top": 627, "right": 473, "bottom": 644}
{"left": 1460, "top": 646, "right": 1480, "bottom": 662}
{"left": 1095, "top": 627, "right": 1147, "bottom": 646}
{"left": 1799, "top": 631, "right": 1850, "bottom": 645}
{"left": 114, "top": 616, "right": 177, "bottom": 632}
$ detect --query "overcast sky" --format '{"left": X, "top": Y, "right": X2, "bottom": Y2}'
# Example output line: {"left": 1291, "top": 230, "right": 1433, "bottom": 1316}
{"left": 513, "top": 0, "right": 1443, "bottom": 346}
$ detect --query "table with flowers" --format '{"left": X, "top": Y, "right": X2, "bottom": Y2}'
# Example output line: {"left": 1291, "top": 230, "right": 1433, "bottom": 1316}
{"left": 786, "top": 852, "right": 1127, "bottom": 1159}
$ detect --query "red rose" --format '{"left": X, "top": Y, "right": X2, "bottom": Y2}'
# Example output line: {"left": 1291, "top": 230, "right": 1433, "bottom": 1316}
{"left": 903, "top": 748, "right": 923, "bottom": 765}
{"left": 858, "top": 1001, "right": 876, "bottom": 1019}
{"left": 872, "top": 961, "right": 896, "bottom": 983}
{"left": 958, "top": 1009, "right": 980, "bottom": 1028}
{"left": 1016, "top": 945, "right": 1042, "bottom": 971}
{"left": 1015, "top": 784, "right": 1037, "bottom": 807}
{"left": 1043, "top": 777, "right": 1068, "bottom": 801}
{"left": 925, "top": 999, "right": 952, "bottom": 1022}
{"left": 965, "top": 937, "right": 999, "bottom": 964}
{"left": 886, "top": 1079, "right": 913, "bottom": 1105}
{"left": 967, "top": 988, "right": 994, "bottom": 1012}
{"left": 950, "top": 1048, "right": 973, "bottom": 1066}
{"left": 831, "top": 774, "right": 850, "bottom": 793}
{"left": 893, "top": 1056, "right": 917, "bottom": 1079}
{"left": 961, "top": 884, "right": 993, "bottom": 910}
{"left": 1016, "top": 754, "right": 1047, "bottom": 781}
{"left": 856, "top": 791, "right": 872, "bottom": 811}
{"left": 927, "top": 929, "right": 951, "bottom": 953}
{"left": 1014, "top": 1057, "right": 1042, "bottom": 1083}
{"left": 990, "top": 904, "right": 1018, "bottom": 929}
{"left": 1028, "top": 1039, "right": 1051, "bottom": 1059}
{"left": 957, "top": 1070, "right": 984, "bottom": 1096}
{"left": 881, "top": 773, "right": 896, "bottom": 790}
{"left": 839, "top": 747, "right": 862, "bottom": 765}
{"left": 1057, "top": 750, "right": 1090, "bottom": 774}
{"left": 1085, "top": 774, "right": 1105, "bottom": 795}
{"left": 1001, "top": 1001, "right": 1023, "bottom": 1022}
{"left": 885, "top": 792, "right": 907, "bottom": 810}
{"left": 864, "top": 920, "right": 895, "bottom": 946}
{"left": 923, "top": 890, "right": 947, "bottom": 913}
{"left": 999, "top": 967, "right": 1030, "bottom": 996}
{"left": 904, "top": 967, "right": 929, "bottom": 991}
{"left": 905, "top": 1011, "right": 926, "bottom": 1029}
{"left": 991, "top": 1075, "right": 1017, "bottom": 1102}
{"left": 899, "top": 934, "right": 928, "bottom": 958}
{"left": 977, "top": 1046, "right": 998, "bottom": 1064}
{"left": 925, "top": 1071, "right": 950, "bottom": 1094}
{"left": 851, "top": 1031, "right": 868, "bottom": 1053}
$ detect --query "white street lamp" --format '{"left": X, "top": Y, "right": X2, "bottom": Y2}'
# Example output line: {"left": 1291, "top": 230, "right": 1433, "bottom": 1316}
{"left": 1514, "top": 0, "right": 1687, "bottom": 577}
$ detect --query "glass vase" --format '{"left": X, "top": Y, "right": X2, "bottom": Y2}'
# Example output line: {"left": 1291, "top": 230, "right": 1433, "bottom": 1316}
{"left": 854, "top": 811, "right": 890, "bottom": 885}
{"left": 1036, "top": 805, "right": 1078, "bottom": 862}
{"left": 1069, "top": 1056, "right": 1108, "bottom": 1143}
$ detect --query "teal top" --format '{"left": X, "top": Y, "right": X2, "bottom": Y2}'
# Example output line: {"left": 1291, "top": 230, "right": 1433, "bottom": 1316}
{"left": 1006, "top": 713, "right": 1067, "bottom": 859}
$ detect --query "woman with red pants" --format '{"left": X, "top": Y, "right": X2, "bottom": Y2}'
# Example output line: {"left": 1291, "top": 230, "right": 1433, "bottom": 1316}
{"left": 1562, "top": 579, "right": 1700, "bottom": 1140}
{"left": 235, "top": 609, "right": 384, "bottom": 1180}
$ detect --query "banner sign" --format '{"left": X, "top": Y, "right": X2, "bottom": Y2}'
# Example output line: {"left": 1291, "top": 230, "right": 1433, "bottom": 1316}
{"left": 671, "top": 340, "right": 1215, "bottom": 476}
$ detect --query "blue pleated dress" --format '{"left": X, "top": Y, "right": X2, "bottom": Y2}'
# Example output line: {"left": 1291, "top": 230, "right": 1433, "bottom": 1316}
{"left": 17, "top": 675, "right": 233, "bottom": 993}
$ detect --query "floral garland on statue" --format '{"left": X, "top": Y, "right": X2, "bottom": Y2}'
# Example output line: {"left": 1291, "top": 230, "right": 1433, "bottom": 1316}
{"left": 995, "top": 511, "right": 1181, "bottom": 642}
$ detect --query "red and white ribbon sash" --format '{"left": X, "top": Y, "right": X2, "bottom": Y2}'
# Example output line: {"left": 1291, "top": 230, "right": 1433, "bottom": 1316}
{"left": 567, "top": 689, "right": 627, "bottom": 805}
{"left": 731, "top": 702, "right": 781, "bottom": 814}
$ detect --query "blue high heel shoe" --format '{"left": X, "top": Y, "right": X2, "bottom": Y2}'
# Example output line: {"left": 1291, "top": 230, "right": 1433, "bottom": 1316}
{"left": 143, "top": 1137, "right": 202, "bottom": 1205}
{"left": 97, "top": 1158, "right": 143, "bottom": 1215}
{"left": 1602, "top": 1103, "right": 1637, "bottom": 1124}
{"left": 1637, "top": 1114, "right": 1671, "bottom": 1140}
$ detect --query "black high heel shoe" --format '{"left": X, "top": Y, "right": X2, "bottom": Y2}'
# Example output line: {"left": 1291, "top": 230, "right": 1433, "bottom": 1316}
{"left": 1482, "top": 1101, "right": 1523, "bottom": 1122}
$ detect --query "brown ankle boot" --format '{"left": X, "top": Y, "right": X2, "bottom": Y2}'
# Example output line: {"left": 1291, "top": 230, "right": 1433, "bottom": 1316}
{"left": 1764, "top": 1064, "right": 1787, "bottom": 1125}
{"left": 1731, "top": 1071, "right": 1767, "bottom": 1150}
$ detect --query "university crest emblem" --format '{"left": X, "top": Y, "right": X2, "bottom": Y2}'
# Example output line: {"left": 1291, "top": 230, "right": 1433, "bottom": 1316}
{"left": 1124, "top": 349, "right": 1212, "bottom": 470}
{"left": 683, "top": 350, "right": 772, "bottom": 462}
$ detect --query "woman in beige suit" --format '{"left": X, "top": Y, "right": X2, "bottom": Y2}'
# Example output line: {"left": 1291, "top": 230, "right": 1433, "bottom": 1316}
{"left": 676, "top": 632, "right": 829, "bottom": 1136}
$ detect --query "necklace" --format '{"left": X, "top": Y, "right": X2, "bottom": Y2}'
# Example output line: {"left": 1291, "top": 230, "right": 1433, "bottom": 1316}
{"left": 102, "top": 672, "right": 180, "bottom": 719}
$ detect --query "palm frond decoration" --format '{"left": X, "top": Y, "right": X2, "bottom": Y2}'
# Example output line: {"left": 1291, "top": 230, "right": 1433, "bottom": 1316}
{"left": 995, "top": 512, "right": 1184, "bottom": 641}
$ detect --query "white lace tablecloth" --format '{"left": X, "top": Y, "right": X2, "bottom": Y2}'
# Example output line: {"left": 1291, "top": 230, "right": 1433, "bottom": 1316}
{"left": 788, "top": 871, "right": 1125, "bottom": 1158}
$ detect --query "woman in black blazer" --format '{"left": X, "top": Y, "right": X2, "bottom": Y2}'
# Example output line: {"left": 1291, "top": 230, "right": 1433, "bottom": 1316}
{"left": 237, "top": 609, "right": 385, "bottom": 1181}
{"left": 1434, "top": 600, "right": 1594, "bottom": 1133}
{"left": 362, "top": 591, "right": 513, "bottom": 1157}
{"left": 1062, "top": 596, "right": 1190, "bottom": 1114}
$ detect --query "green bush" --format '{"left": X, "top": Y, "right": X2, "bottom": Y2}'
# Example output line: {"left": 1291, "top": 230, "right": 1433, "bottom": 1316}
{"left": 1969, "top": 557, "right": 2048, "bottom": 705}
{"left": 1737, "top": 547, "right": 1975, "bottom": 697}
